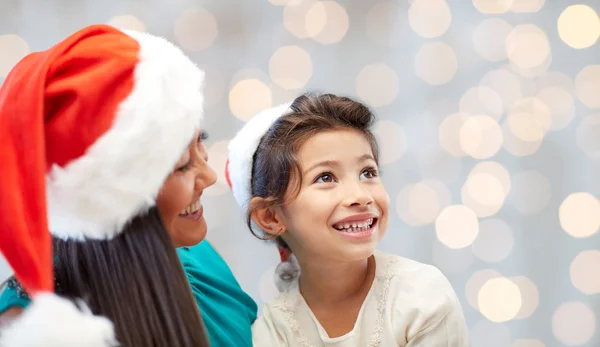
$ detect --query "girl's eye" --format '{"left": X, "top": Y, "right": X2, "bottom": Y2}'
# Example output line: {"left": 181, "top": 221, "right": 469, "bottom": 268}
{"left": 360, "top": 167, "right": 379, "bottom": 180}
{"left": 315, "top": 172, "right": 335, "bottom": 183}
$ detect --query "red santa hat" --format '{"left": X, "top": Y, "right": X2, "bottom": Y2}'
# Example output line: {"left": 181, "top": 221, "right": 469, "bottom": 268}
{"left": 0, "top": 24, "right": 205, "bottom": 346}
{"left": 225, "top": 102, "right": 301, "bottom": 292}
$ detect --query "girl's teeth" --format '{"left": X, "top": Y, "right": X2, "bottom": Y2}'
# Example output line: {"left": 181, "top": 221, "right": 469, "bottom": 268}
{"left": 333, "top": 218, "right": 375, "bottom": 232}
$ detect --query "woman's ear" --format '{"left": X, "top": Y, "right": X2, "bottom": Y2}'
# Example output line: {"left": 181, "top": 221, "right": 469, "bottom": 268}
{"left": 249, "top": 197, "right": 286, "bottom": 237}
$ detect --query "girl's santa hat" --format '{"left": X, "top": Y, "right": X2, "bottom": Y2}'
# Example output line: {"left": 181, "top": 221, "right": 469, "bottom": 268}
{"left": 225, "top": 102, "right": 301, "bottom": 292}
{"left": 0, "top": 24, "right": 205, "bottom": 346}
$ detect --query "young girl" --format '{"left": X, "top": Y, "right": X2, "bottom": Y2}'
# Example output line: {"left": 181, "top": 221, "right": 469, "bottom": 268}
{"left": 226, "top": 93, "right": 470, "bottom": 346}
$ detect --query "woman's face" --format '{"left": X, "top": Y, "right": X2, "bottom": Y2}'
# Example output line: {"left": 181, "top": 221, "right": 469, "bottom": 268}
{"left": 157, "top": 131, "right": 217, "bottom": 247}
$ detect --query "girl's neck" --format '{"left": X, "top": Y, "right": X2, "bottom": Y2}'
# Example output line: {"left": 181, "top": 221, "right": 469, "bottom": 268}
{"left": 297, "top": 254, "right": 376, "bottom": 305}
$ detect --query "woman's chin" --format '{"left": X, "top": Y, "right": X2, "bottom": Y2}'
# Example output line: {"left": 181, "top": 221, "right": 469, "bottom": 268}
{"left": 172, "top": 216, "right": 208, "bottom": 247}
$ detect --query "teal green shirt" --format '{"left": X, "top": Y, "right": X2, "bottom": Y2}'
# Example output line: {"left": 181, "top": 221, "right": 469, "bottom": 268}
{"left": 0, "top": 241, "right": 257, "bottom": 347}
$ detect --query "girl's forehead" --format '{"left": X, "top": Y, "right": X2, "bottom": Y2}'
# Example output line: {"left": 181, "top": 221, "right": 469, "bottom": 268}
{"left": 296, "top": 131, "right": 374, "bottom": 165}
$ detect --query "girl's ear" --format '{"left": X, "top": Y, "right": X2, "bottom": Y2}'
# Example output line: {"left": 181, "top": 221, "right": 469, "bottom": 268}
{"left": 249, "top": 197, "right": 286, "bottom": 237}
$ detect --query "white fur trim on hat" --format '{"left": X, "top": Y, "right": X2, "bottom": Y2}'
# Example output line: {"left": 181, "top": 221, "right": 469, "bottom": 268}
{"left": 227, "top": 102, "right": 292, "bottom": 211}
{"left": 47, "top": 30, "right": 205, "bottom": 241}
{"left": 0, "top": 293, "right": 117, "bottom": 347}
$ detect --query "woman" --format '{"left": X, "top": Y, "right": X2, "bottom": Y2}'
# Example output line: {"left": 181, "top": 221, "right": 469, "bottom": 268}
{"left": 0, "top": 24, "right": 255, "bottom": 346}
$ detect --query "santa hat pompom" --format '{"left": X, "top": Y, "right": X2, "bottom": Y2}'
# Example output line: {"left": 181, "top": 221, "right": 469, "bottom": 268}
{"left": 274, "top": 251, "right": 300, "bottom": 293}
{"left": 0, "top": 293, "right": 116, "bottom": 347}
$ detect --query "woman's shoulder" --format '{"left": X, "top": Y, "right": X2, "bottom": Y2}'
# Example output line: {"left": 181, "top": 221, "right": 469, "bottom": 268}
{"left": 177, "top": 241, "right": 243, "bottom": 285}
{"left": 0, "top": 277, "right": 31, "bottom": 314}
{"left": 177, "top": 241, "right": 256, "bottom": 307}
{"left": 178, "top": 241, "right": 259, "bottom": 347}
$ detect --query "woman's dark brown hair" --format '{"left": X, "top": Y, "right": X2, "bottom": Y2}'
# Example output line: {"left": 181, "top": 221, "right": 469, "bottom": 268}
{"left": 247, "top": 92, "right": 380, "bottom": 250}
{"left": 52, "top": 207, "right": 209, "bottom": 347}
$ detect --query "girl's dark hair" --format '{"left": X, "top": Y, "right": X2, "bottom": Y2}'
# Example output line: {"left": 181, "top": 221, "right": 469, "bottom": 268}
{"left": 53, "top": 207, "right": 209, "bottom": 347}
{"left": 247, "top": 93, "right": 380, "bottom": 249}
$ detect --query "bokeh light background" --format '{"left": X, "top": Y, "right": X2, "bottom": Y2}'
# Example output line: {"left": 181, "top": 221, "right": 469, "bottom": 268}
{"left": 1, "top": 0, "right": 600, "bottom": 346}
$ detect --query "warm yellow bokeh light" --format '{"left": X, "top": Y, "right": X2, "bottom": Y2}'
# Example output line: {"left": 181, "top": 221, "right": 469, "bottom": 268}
{"left": 473, "top": 18, "right": 512, "bottom": 62}
{"left": 408, "top": 0, "right": 451, "bottom": 39}
{"left": 0, "top": 34, "right": 29, "bottom": 78}
{"left": 408, "top": 183, "right": 441, "bottom": 225}
{"left": 204, "top": 141, "right": 230, "bottom": 197}
{"left": 107, "top": 15, "right": 146, "bottom": 32}
{"left": 305, "top": 1, "right": 349, "bottom": 44}
{"left": 478, "top": 277, "right": 522, "bottom": 322}
{"left": 465, "top": 173, "right": 505, "bottom": 209}
{"left": 577, "top": 115, "right": 600, "bottom": 157}
{"left": 559, "top": 192, "right": 600, "bottom": 238}
{"left": 284, "top": 0, "right": 318, "bottom": 39}
{"left": 397, "top": 180, "right": 451, "bottom": 226}
{"left": 372, "top": 120, "right": 406, "bottom": 164}
{"left": 570, "top": 250, "right": 600, "bottom": 295}
{"left": 459, "top": 115, "right": 503, "bottom": 159}
{"left": 228, "top": 78, "right": 273, "bottom": 121}
{"left": 507, "top": 97, "right": 551, "bottom": 142}
{"left": 557, "top": 5, "right": 600, "bottom": 49}
{"left": 269, "top": 45, "right": 313, "bottom": 90}
{"left": 536, "top": 86, "right": 575, "bottom": 131}
{"left": 459, "top": 86, "right": 504, "bottom": 121}
{"left": 537, "top": 70, "right": 574, "bottom": 93}
{"left": 466, "top": 269, "right": 502, "bottom": 309}
{"left": 506, "top": 24, "right": 550, "bottom": 69}
{"left": 512, "top": 339, "right": 545, "bottom": 347}
{"left": 415, "top": 42, "right": 458, "bottom": 85}
{"left": 511, "top": 0, "right": 545, "bottom": 13}
{"left": 501, "top": 119, "right": 543, "bottom": 157}
{"left": 472, "top": 0, "right": 514, "bottom": 14}
{"left": 174, "top": 8, "right": 218, "bottom": 51}
{"left": 470, "top": 161, "right": 511, "bottom": 195}
{"left": 575, "top": 65, "right": 600, "bottom": 109}
{"left": 511, "top": 276, "right": 540, "bottom": 319}
{"left": 480, "top": 69, "right": 523, "bottom": 108}
{"left": 511, "top": 171, "right": 551, "bottom": 215}
{"left": 439, "top": 113, "right": 469, "bottom": 157}
{"left": 355, "top": 63, "right": 399, "bottom": 107}
{"left": 435, "top": 205, "right": 479, "bottom": 249}
{"left": 462, "top": 173, "right": 506, "bottom": 217}
{"left": 553, "top": 302, "right": 597, "bottom": 346}
{"left": 472, "top": 219, "right": 514, "bottom": 263}
{"left": 365, "top": 2, "right": 403, "bottom": 47}
{"left": 509, "top": 52, "right": 552, "bottom": 79}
